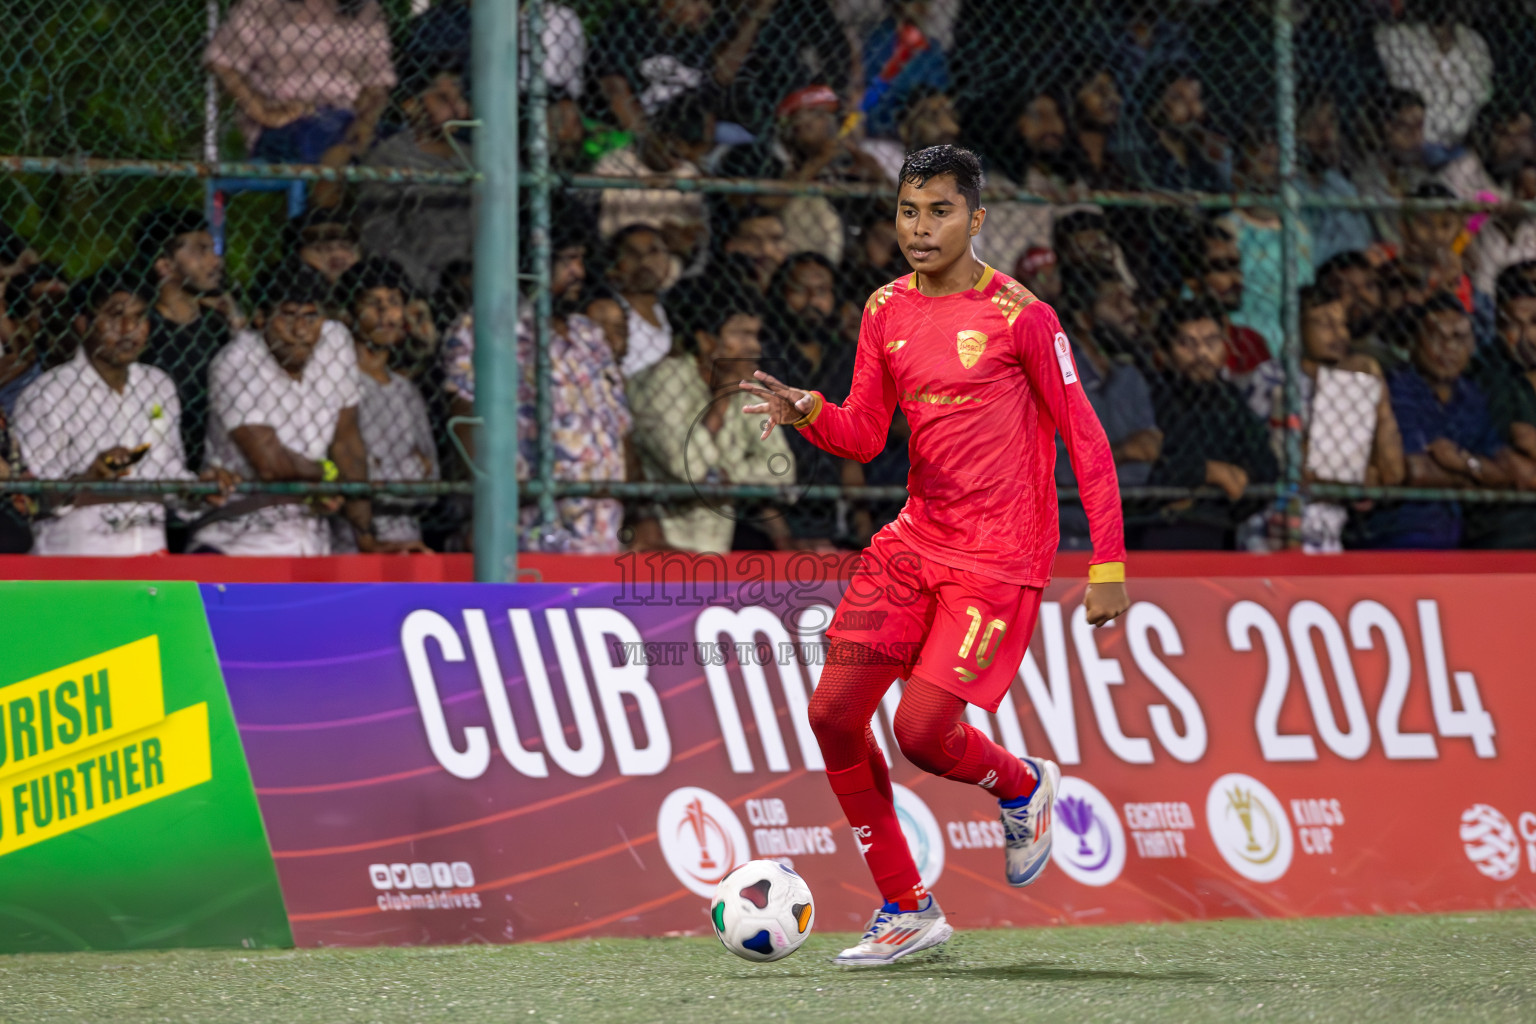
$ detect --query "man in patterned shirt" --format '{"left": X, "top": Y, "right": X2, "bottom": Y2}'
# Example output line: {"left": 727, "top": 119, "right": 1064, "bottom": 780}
{"left": 442, "top": 210, "right": 631, "bottom": 553}
{"left": 741, "top": 145, "right": 1129, "bottom": 966}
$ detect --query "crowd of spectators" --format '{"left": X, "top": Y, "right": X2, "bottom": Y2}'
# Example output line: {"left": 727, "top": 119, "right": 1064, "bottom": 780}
{"left": 7, "top": 0, "right": 1536, "bottom": 556}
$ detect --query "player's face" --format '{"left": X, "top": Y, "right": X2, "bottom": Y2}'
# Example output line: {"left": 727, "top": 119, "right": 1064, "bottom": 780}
{"left": 354, "top": 286, "right": 406, "bottom": 349}
{"left": 1166, "top": 317, "right": 1227, "bottom": 383}
{"left": 1498, "top": 295, "right": 1536, "bottom": 369}
{"left": 896, "top": 174, "right": 983, "bottom": 275}
{"left": 1301, "top": 300, "right": 1349, "bottom": 364}
{"left": 82, "top": 292, "right": 150, "bottom": 368}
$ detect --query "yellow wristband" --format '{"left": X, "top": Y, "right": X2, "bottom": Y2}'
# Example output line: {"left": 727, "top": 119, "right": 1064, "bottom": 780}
{"left": 321, "top": 459, "right": 340, "bottom": 483}
{"left": 790, "top": 392, "right": 824, "bottom": 429}
{"left": 1088, "top": 561, "right": 1126, "bottom": 584}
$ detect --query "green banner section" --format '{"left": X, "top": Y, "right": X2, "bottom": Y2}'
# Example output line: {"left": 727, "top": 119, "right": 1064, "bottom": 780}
{"left": 0, "top": 582, "right": 292, "bottom": 952}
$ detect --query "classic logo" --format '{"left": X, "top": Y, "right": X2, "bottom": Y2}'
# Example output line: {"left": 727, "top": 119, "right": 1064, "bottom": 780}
{"left": 956, "top": 330, "right": 988, "bottom": 369}
{"left": 1051, "top": 776, "right": 1126, "bottom": 886}
{"left": 657, "top": 787, "right": 751, "bottom": 897}
{"left": 892, "top": 783, "right": 946, "bottom": 889}
{"left": 1460, "top": 803, "right": 1520, "bottom": 881}
{"left": 1205, "top": 773, "right": 1294, "bottom": 883}
{"left": 1053, "top": 331, "right": 1078, "bottom": 385}
{"left": 851, "top": 824, "right": 874, "bottom": 855}
{"left": 886, "top": 338, "right": 908, "bottom": 354}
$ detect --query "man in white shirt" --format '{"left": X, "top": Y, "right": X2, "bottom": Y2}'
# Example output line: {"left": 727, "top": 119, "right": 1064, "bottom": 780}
{"left": 194, "top": 265, "right": 412, "bottom": 555}
{"left": 607, "top": 224, "right": 675, "bottom": 378}
{"left": 13, "top": 269, "right": 232, "bottom": 555}
{"left": 333, "top": 258, "right": 438, "bottom": 550}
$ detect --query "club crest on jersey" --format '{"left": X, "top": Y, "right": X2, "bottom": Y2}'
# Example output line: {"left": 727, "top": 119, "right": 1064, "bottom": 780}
{"left": 956, "top": 330, "right": 988, "bottom": 369}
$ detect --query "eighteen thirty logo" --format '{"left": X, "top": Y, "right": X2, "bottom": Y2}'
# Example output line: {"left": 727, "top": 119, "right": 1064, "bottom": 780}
{"left": 892, "top": 784, "right": 946, "bottom": 890}
{"left": 657, "top": 787, "right": 751, "bottom": 897}
{"left": 1205, "top": 773, "right": 1294, "bottom": 883}
{"left": 1050, "top": 776, "right": 1126, "bottom": 886}
{"left": 1460, "top": 804, "right": 1520, "bottom": 881}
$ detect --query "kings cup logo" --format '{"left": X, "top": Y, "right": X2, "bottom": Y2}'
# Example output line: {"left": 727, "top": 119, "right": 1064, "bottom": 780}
{"left": 656, "top": 787, "right": 751, "bottom": 897}
{"left": 1050, "top": 776, "right": 1126, "bottom": 886}
{"left": 956, "top": 330, "right": 988, "bottom": 369}
{"left": 1206, "top": 773, "right": 1293, "bottom": 883}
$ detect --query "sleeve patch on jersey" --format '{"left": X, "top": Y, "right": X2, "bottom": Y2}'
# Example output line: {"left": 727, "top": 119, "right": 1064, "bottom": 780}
{"left": 991, "top": 280, "right": 1037, "bottom": 325}
{"left": 1054, "top": 332, "right": 1078, "bottom": 385}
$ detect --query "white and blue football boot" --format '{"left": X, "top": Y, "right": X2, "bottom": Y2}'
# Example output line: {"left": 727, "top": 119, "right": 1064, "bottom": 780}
{"left": 1001, "top": 756, "right": 1061, "bottom": 887}
{"left": 833, "top": 894, "right": 953, "bottom": 967}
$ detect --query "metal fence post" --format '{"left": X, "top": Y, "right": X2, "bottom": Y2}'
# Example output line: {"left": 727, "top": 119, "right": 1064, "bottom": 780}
{"left": 472, "top": 0, "right": 520, "bottom": 581}
{"left": 526, "top": 1, "right": 557, "bottom": 533}
{"left": 1275, "top": 0, "right": 1304, "bottom": 550}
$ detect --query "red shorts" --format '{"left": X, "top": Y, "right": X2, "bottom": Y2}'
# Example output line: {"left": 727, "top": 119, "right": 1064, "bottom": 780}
{"left": 824, "top": 530, "right": 1043, "bottom": 712}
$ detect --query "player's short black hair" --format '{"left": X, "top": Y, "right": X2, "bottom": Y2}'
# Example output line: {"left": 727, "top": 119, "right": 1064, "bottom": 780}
{"left": 67, "top": 266, "right": 146, "bottom": 320}
{"left": 333, "top": 257, "right": 410, "bottom": 314}
{"left": 1157, "top": 296, "right": 1227, "bottom": 350}
{"left": 1497, "top": 262, "right": 1536, "bottom": 308}
{"left": 250, "top": 262, "right": 331, "bottom": 313}
{"left": 898, "top": 145, "right": 984, "bottom": 213}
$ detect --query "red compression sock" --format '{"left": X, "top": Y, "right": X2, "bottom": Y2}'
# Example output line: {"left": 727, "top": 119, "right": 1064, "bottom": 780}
{"left": 894, "top": 677, "right": 1038, "bottom": 802}
{"left": 810, "top": 640, "right": 922, "bottom": 903}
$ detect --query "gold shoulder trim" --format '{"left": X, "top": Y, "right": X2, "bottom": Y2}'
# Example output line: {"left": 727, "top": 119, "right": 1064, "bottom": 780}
{"left": 991, "top": 279, "right": 1037, "bottom": 326}
{"left": 864, "top": 281, "right": 898, "bottom": 315}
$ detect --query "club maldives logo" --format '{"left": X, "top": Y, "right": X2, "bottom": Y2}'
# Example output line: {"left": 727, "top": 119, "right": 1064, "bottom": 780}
{"left": 1460, "top": 804, "right": 1521, "bottom": 881}
{"left": 657, "top": 787, "right": 751, "bottom": 897}
{"left": 1206, "top": 773, "right": 1294, "bottom": 883}
{"left": 1050, "top": 776, "right": 1126, "bottom": 886}
{"left": 892, "top": 784, "right": 946, "bottom": 890}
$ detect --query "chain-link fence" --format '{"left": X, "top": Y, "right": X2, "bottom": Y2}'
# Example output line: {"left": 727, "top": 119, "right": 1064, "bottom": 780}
{"left": 5, "top": 1, "right": 1536, "bottom": 568}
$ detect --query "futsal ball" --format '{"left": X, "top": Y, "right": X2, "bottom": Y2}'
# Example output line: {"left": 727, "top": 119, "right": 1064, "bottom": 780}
{"left": 710, "top": 860, "right": 815, "bottom": 962}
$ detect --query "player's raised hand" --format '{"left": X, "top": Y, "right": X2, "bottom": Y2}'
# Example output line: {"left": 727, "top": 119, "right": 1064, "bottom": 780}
{"left": 1084, "top": 581, "right": 1129, "bottom": 627}
{"left": 739, "top": 370, "right": 816, "bottom": 441}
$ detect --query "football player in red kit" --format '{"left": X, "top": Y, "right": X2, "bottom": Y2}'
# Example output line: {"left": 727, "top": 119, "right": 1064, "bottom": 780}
{"left": 741, "top": 145, "right": 1129, "bottom": 966}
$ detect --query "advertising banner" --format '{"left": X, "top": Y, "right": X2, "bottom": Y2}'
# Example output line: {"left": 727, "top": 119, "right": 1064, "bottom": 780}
{"left": 202, "top": 571, "right": 1536, "bottom": 948}
{"left": 0, "top": 582, "right": 292, "bottom": 952}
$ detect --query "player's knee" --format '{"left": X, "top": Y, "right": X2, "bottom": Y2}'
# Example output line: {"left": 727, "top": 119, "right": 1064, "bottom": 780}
{"left": 807, "top": 686, "right": 859, "bottom": 746}
{"left": 892, "top": 709, "right": 946, "bottom": 774}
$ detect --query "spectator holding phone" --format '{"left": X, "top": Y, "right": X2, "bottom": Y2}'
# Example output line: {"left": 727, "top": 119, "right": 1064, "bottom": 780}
{"left": 12, "top": 269, "right": 233, "bottom": 555}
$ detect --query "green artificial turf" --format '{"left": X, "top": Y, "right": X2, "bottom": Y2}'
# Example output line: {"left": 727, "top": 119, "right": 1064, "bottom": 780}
{"left": 1, "top": 912, "right": 1532, "bottom": 1023}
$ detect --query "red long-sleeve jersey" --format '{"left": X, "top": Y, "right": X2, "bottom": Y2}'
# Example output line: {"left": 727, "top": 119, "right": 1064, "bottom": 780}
{"left": 798, "top": 265, "right": 1125, "bottom": 587}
